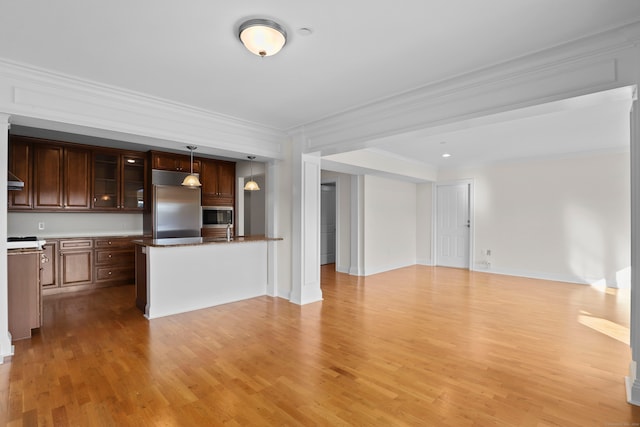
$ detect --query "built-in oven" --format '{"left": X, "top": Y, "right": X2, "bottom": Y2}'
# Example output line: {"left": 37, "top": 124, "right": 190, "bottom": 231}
{"left": 202, "top": 206, "right": 233, "bottom": 228}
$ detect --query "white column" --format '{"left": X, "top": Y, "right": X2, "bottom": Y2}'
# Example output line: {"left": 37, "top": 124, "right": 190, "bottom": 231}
{"left": 265, "top": 159, "right": 279, "bottom": 297}
{"left": 0, "top": 113, "right": 13, "bottom": 362}
{"left": 627, "top": 93, "right": 640, "bottom": 405}
{"left": 290, "top": 132, "right": 323, "bottom": 305}
{"left": 349, "top": 175, "right": 365, "bottom": 276}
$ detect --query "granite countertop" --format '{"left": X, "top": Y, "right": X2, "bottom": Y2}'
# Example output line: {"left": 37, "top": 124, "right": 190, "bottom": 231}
{"left": 133, "top": 235, "right": 282, "bottom": 248}
{"left": 8, "top": 248, "right": 43, "bottom": 254}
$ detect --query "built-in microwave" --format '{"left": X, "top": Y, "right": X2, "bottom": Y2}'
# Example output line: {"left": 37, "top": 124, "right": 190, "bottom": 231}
{"left": 202, "top": 206, "right": 233, "bottom": 228}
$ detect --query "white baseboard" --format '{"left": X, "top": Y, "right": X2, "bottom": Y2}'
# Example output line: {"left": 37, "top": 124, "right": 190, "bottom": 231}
{"left": 480, "top": 267, "right": 621, "bottom": 288}
{"left": 336, "top": 264, "right": 350, "bottom": 274}
{"left": 363, "top": 261, "right": 416, "bottom": 276}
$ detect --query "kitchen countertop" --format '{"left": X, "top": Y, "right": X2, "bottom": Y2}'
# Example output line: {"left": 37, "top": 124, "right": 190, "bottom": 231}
{"left": 133, "top": 235, "right": 282, "bottom": 248}
{"left": 8, "top": 248, "right": 43, "bottom": 255}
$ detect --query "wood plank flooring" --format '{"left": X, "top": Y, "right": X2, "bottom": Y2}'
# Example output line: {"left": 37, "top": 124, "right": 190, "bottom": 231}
{"left": 1, "top": 265, "right": 639, "bottom": 426}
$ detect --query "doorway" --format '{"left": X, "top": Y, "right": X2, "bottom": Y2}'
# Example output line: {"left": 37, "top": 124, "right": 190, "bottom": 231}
{"left": 434, "top": 181, "right": 472, "bottom": 269}
{"left": 320, "top": 183, "right": 336, "bottom": 265}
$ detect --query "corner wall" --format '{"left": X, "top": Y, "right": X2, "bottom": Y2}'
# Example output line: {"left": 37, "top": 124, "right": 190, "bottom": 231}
{"left": 363, "top": 175, "right": 417, "bottom": 275}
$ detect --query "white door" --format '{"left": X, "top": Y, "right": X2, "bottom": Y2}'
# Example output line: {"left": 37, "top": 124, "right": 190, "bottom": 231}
{"left": 320, "top": 184, "right": 336, "bottom": 265}
{"left": 436, "top": 183, "right": 470, "bottom": 268}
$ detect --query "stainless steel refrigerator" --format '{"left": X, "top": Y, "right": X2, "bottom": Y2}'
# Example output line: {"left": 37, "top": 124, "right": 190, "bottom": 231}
{"left": 147, "top": 184, "right": 201, "bottom": 239}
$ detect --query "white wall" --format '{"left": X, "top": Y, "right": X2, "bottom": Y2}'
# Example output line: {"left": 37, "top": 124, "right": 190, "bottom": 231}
{"left": 236, "top": 160, "right": 266, "bottom": 178}
{"left": 416, "top": 182, "right": 433, "bottom": 265}
{"left": 274, "top": 142, "right": 293, "bottom": 299}
{"left": 8, "top": 212, "right": 143, "bottom": 238}
{"left": 244, "top": 174, "right": 266, "bottom": 235}
{"left": 363, "top": 175, "right": 417, "bottom": 275}
{"left": 321, "top": 170, "right": 352, "bottom": 273}
{"left": 438, "top": 150, "right": 631, "bottom": 287}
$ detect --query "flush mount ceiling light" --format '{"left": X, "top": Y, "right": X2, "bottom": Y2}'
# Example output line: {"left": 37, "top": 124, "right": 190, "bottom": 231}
{"left": 181, "top": 146, "right": 202, "bottom": 187}
{"left": 244, "top": 156, "right": 260, "bottom": 191}
{"left": 238, "top": 19, "right": 287, "bottom": 57}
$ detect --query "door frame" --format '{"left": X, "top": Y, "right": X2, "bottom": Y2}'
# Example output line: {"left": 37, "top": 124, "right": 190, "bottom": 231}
{"left": 432, "top": 179, "right": 475, "bottom": 270}
{"left": 320, "top": 182, "right": 337, "bottom": 265}
{"left": 320, "top": 179, "right": 340, "bottom": 270}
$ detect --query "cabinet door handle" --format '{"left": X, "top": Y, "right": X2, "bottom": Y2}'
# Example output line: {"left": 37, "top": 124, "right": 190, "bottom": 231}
{"left": 108, "top": 271, "right": 112, "bottom": 275}
{"left": 108, "top": 254, "right": 112, "bottom": 258}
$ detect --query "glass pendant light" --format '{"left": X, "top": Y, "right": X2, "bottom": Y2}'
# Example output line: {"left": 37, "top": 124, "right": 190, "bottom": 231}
{"left": 244, "top": 156, "right": 260, "bottom": 191}
{"left": 182, "top": 146, "right": 201, "bottom": 187}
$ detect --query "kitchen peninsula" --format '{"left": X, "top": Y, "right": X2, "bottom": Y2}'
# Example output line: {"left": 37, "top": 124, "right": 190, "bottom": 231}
{"left": 134, "top": 236, "right": 281, "bottom": 319}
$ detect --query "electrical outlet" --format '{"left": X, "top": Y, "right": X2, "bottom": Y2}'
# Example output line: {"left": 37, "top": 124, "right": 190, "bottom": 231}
{"left": 38, "top": 222, "right": 45, "bottom": 230}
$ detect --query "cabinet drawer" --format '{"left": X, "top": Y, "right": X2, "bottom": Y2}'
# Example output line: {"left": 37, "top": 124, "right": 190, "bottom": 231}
{"left": 95, "top": 266, "right": 134, "bottom": 282}
{"left": 94, "top": 238, "right": 134, "bottom": 249}
{"left": 95, "top": 249, "right": 134, "bottom": 266}
{"left": 59, "top": 239, "right": 93, "bottom": 250}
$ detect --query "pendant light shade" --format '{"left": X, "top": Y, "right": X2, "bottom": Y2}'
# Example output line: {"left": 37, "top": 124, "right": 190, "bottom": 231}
{"left": 181, "top": 146, "right": 201, "bottom": 187}
{"left": 239, "top": 19, "right": 287, "bottom": 57}
{"left": 244, "top": 179, "right": 260, "bottom": 191}
{"left": 244, "top": 156, "right": 260, "bottom": 191}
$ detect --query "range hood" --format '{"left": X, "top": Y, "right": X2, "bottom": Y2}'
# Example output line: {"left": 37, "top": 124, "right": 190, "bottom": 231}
{"left": 8, "top": 171, "right": 24, "bottom": 191}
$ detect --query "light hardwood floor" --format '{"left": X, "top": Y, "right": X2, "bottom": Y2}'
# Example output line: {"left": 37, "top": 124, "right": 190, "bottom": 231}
{"left": 1, "top": 265, "right": 639, "bottom": 426}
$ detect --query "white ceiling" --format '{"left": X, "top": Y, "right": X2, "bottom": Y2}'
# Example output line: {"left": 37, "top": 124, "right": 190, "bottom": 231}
{"left": 368, "top": 90, "right": 633, "bottom": 171}
{"left": 1, "top": 1, "right": 639, "bottom": 169}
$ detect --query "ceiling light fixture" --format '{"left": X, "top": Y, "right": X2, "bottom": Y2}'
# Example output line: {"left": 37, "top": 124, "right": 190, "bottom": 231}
{"left": 442, "top": 153, "right": 452, "bottom": 158}
{"left": 244, "top": 156, "right": 260, "bottom": 191}
{"left": 181, "top": 146, "right": 202, "bottom": 187}
{"left": 238, "top": 19, "right": 287, "bottom": 57}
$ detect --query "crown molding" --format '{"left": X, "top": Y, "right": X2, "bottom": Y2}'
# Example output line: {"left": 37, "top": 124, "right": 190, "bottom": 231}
{"left": 297, "top": 20, "right": 640, "bottom": 155}
{"left": 0, "top": 59, "right": 287, "bottom": 159}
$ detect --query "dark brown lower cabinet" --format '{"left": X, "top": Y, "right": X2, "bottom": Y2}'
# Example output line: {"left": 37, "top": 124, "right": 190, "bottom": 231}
{"left": 59, "top": 239, "right": 94, "bottom": 287}
{"left": 40, "top": 242, "right": 57, "bottom": 288}
{"left": 8, "top": 251, "right": 41, "bottom": 340}
{"left": 43, "top": 236, "right": 140, "bottom": 294}
{"left": 135, "top": 244, "right": 147, "bottom": 313}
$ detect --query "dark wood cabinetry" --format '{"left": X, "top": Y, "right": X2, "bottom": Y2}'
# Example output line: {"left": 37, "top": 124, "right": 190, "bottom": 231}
{"left": 8, "top": 251, "right": 41, "bottom": 340}
{"left": 32, "top": 144, "right": 64, "bottom": 209}
{"left": 42, "top": 236, "right": 139, "bottom": 294}
{"left": 31, "top": 143, "right": 92, "bottom": 210}
{"left": 94, "top": 237, "right": 135, "bottom": 284}
{"left": 93, "top": 151, "right": 146, "bottom": 211}
{"left": 151, "top": 151, "right": 200, "bottom": 173}
{"left": 63, "top": 147, "right": 92, "bottom": 210}
{"left": 201, "top": 159, "right": 235, "bottom": 206}
{"left": 122, "top": 154, "right": 145, "bottom": 210}
{"left": 8, "top": 135, "right": 147, "bottom": 212}
{"left": 59, "top": 239, "right": 93, "bottom": 287}
{"left": 8, "top": 137, "right": 32, "bottom": 209}
{"left": 40, "top": 242, "right": 58, "bottom": 288}
{"left": 201, "top": 227, "right": 234, "bottom": 239}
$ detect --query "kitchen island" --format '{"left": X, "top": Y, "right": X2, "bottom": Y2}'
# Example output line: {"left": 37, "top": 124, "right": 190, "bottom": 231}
{"left": 133, "top": 236, "right": 281, "bottom": 319}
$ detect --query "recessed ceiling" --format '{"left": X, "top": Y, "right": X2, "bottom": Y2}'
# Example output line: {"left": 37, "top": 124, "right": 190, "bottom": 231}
{"left": 369, "top": 90, "right": 632, "bottom": 171}
{"left": 1, "top": 1, "right": 639, "bottom": 131}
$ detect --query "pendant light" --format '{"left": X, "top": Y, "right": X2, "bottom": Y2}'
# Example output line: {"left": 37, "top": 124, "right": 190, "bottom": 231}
{"left": 244, "top": 156, "right": 260, "bottom": 191}
{"left": 181, "top": 146, "right": 201, "bottom": 187}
